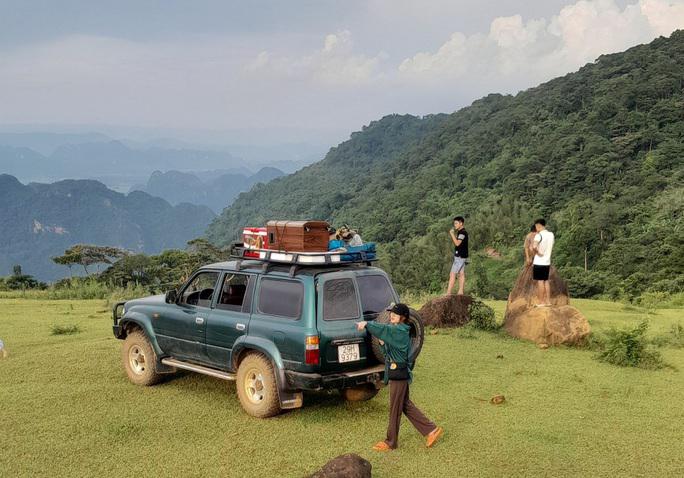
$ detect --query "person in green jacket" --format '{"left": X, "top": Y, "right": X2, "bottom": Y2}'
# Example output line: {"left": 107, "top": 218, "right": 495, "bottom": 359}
{"left": 356, "top": 303, "right": 444, "bottom": 451}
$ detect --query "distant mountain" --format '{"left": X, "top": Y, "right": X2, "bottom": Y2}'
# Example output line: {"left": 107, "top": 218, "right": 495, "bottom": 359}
{"left": 0, "top": 131, "right": 111, "bottom": 155}
{"left": 132, "top": 167, "right": 285, "bottom": 213}
{"left": 0, "top": 174, "right": 216, "bottom": 281}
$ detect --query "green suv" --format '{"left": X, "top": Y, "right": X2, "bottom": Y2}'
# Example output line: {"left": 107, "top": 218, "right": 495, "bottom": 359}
{"left": 112, "top": 256, "right": 423, "bottom": 417}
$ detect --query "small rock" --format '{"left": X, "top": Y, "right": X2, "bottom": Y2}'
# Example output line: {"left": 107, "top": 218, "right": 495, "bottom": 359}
{"left": 538, "top": 343, "right": 550, "bottom": 350}
{"left": 490, "top": 395, "right": 506, "bottom": 405}
{"left": 310, "top": 453, "right": 372, "bottom": 478}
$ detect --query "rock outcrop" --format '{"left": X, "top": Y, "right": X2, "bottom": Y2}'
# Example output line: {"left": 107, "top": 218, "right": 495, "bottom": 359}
{"left": 504, "top": 266, "right": 590, "bottom": 345}
{"left": 310, "top": 454, "right": 372, "bottom": 478}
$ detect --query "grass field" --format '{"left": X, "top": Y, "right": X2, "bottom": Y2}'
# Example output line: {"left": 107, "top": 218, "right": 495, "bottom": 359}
{"left": 1, "top": 298, "right": 683, "bottom": 477}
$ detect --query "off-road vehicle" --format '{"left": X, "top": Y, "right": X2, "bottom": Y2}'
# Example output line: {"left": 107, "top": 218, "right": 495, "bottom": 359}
{"left": 113, "top": 248, "right": 424, "bottom": 417}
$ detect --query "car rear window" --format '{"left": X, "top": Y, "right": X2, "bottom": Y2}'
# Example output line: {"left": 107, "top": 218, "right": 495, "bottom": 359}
{"left": 357, "top": 275, "right": 395, "bottom": 315}
{"left": 257, "top": 278, "right": 303, "bottom": 319}
{"left": 323, "top": 278, "right": 360, "bottom": 321}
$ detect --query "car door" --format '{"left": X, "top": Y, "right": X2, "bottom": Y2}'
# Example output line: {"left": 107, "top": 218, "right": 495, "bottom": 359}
{"left": 316, "top": 271, "right": 370, "bottom": 373}
{"left": 153, "top": 270, "right": 219, "bottom": 361}
{"left": 204, "top": 272, "right": 254, "bottom": 369}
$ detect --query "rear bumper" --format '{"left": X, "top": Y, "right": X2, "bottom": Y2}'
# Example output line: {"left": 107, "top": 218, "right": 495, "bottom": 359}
{"left": 285, "top": 364, "right": 385, "bottom": 391}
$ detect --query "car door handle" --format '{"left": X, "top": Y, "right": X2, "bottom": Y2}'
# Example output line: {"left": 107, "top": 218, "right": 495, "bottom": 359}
{"left": 236, "top": 323, "right": 246, "bottom": 331}
{"left": 195, "top": 317, "right": 205, "bottom": 325}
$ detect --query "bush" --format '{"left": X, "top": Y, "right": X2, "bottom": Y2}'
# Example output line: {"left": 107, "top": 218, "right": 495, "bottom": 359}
{"left": 468, "top": 299, "right": 498, "bottom": 331}
{"left": 594, "top": 320, "right": 663, "bottom": 369}
{"left": 50, "top": 324, "right": 82, "bottom": 336}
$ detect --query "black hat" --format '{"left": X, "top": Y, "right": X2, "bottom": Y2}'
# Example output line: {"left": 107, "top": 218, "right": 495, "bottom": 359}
{"left": 386, "top": 303, "right": 410, "bottom": 319}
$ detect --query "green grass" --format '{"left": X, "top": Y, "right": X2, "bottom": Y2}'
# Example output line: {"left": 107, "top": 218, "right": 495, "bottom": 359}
{"left": 1, "top": 298, "right": 683, "bottom": 477}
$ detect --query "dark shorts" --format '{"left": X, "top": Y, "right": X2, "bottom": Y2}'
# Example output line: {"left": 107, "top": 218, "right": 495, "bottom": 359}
{"left": 533, "top": 265, "right": 550, "bottom": 281}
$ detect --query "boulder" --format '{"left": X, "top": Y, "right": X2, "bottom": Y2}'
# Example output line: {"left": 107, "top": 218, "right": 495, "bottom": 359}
{"left": 504, "top": 265, "right": 569, "bottom": 321}
{"left": 309, "top": 454, "right": 372, "bottom": 478}
{"left": 419, "top": 295, "right": 473, "bottom": 328}
{"left": 504, "top": 305, "right": 590, "bottom": 346}
{"left": 503, "top": 265, "right": 589, "bottom": 345}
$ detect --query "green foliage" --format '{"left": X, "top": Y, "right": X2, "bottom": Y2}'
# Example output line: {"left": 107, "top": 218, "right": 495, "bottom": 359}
{"left": 0, "top": 274, "right": 47, "bottom": 291}
{"left": 52, "top": 244, "right": 127, "bottom": 275}
{"left": 50, "top": 324, "right": 81, "bottom": 336}
{"left": 594, "top": 320, "right": 664, "bottom": 369}
{"left": 468, "top": 299, "right": 498, "bottom": 331}
{"left": 205, "top": 32, "right": 684, "bottom": 300}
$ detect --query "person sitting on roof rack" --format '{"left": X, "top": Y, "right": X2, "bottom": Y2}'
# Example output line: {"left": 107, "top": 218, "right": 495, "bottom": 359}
{"left": 337, "top": 225, "right": 363, "bottom": 247}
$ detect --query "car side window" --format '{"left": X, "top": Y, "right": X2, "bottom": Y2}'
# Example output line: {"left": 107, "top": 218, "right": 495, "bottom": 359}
{"left": 217, "top": 273, "right": 250, "bottom": 312}
{"left": 180, "top": 271, "right": 219, "bottom": 308}
{"left": 257, "top": 278, "right": 303, "bottom": 319}
{"left": 323, "top": 278, "right": 360, "bottom": 320}
{"left": 356, "top": 275, "right": 395, "bottom": 316}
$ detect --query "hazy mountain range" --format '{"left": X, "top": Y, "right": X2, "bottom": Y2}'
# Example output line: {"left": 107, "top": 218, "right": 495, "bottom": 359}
{"left": 0, "top": 174, "right": 216, "bottom": 281}
{"left": 130, "top": 167, "right": 285, "bottom": 213}
{"left": 0, "top": 132, "right": 322, "bottom": 191}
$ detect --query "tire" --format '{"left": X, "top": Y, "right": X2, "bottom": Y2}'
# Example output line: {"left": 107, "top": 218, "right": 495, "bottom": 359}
{"left": 122, "top": 330, "right": 163, "bottom": 386}
{"left": 371, "top": 309, "right": 425, "bottom": 366}
{"left": 236, "top": 352, "right": 281, "bottom": 418}
{"left": 341, "top": 384, "right": 380, "bottom": 402}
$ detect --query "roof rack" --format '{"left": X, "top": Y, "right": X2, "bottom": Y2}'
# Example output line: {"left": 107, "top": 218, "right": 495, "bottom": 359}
{"left": 230, "top": 244, "right": 377, "bottom": 270}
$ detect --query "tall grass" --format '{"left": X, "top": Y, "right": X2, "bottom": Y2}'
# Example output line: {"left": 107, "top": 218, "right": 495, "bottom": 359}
{"left": 0, "top": 280, "right": 151, "bottom": 301}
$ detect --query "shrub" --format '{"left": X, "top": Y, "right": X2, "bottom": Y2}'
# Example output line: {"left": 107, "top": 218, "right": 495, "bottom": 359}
{"left": 50, "top": 324, "right": 82, "bottom": 336}
{"left": 468, "top": 299, "right": 498, "bottom": 331}
{"left": 594, "top": 320, "right": 663, "bottom": 369}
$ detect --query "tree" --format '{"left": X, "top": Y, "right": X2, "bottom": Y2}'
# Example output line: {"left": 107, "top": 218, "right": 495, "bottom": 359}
{"left": 53, "top": 244, "right": 127, "bottom": 275}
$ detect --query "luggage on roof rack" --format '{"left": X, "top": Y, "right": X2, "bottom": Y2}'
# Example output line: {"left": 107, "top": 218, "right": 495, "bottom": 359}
{"left": 267, "top": 220, "right": 330, "bottom": 252}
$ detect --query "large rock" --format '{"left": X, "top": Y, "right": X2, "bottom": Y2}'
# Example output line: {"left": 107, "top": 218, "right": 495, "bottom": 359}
{"left": 504, "top": 305, "right": 590, "bottom": 345}
{"left": 504, "top": 265, "right": 590, "bottom": 345}
{"left": 309, "top": 454, "right": 372, "bottom": 478}
{"left": 0, "top": 339, "right": 7, "bottom": 359}
{"left": 419, "top": 295, "right": 473, "bottom": 327}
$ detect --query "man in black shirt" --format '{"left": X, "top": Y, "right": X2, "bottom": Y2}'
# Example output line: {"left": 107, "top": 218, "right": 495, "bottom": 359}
{"left": 447, "top": 216, "right": 468, "bottom": 295}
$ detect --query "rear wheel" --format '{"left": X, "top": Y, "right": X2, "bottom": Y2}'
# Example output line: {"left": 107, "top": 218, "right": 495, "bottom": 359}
{"left": 122, "top": 330, "right": 163, "bottom": 386}
{"left": 371, "top": 309, "right": 425, "bottom": 366}
{"left": 236, "top": 352, "right": 281, "bottom": 418}
{"left": 341, "top": 384, "right": 379, "bottom": 402}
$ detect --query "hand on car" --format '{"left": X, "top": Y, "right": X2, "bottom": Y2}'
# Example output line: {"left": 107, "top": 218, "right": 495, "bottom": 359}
{"left": 356, "top": 321, "right": 367, "bottom": 331}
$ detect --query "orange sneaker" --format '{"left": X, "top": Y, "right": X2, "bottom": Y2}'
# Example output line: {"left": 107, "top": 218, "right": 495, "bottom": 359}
{"left": 426, "top": 427, "right": 444, "bottom": 448}
{"left": 372, "top": 441, "right": 392, "bottom": 452}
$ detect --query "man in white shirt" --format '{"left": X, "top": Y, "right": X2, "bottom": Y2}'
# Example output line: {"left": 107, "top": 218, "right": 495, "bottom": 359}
{"left": 532, "top": 218, "right": 555, "bottom": 306}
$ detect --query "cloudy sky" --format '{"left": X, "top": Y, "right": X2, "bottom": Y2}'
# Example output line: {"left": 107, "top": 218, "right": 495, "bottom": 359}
{"left": 0, "top": 0, "right": 683, "bottom": 145}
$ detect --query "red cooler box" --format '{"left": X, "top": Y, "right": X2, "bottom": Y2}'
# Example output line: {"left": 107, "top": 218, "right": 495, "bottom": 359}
{"left": 242, "top": 227, "right": 268, "bottom": 258}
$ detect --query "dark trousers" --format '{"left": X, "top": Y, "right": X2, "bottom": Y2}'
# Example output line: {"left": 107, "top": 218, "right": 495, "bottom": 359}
{"left": 386, "top": 380, "right": 436, "bottom": 448}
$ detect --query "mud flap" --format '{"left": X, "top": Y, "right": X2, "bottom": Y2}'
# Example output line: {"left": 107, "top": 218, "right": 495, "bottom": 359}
{"left": 275, "top": 365, "right": 304, "bottom": 409}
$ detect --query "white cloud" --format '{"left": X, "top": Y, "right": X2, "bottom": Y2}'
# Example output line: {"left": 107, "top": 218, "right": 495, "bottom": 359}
{"left": 398, "top": 0, "right": 684, "bottom": 86}
{"left": 244, "top": 30, "right": 385, "bottom": 86}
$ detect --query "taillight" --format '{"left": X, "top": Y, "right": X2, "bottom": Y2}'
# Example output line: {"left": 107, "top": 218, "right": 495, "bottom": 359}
{"left": 305, "top": 335, "right": 320, "bottom": 365}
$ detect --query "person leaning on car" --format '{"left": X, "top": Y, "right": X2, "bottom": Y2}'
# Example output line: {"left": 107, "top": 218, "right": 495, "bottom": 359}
{"left": 356, "top": 303, "right": 444, "bottom": 451}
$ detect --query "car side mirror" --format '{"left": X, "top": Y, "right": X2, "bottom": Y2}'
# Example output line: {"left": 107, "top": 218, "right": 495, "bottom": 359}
{"left": 165, "top": 289, "right": 178, "bottom": 304}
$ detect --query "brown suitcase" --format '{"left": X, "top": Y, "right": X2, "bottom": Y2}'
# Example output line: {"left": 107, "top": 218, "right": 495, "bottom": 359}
{"left": 267, "top": 220, "right": 330, "bottom": 252}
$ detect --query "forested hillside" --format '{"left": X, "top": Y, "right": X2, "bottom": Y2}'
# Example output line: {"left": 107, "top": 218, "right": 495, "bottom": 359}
{"left": 207, "top": 31, "right": 684, "bottom": 300}
{"left": 0, "top": 175, "right": 215, "bottom": 281}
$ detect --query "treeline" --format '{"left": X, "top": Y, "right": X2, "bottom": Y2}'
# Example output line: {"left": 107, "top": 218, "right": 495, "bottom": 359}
{"left": 206, "top": 31, "right": 684, "bottom": 302}
{"left": 0, "top": 240, "right": 229, "bottom": 299}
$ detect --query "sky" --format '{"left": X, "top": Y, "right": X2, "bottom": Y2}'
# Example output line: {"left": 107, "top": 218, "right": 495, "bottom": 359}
{"left": 0, "top": 0, "right": 683, "bottom": 146}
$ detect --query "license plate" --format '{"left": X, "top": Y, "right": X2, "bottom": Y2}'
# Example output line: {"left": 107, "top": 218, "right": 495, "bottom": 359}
{"left": 338, "top": 343, "right": 360, "bottom": 363}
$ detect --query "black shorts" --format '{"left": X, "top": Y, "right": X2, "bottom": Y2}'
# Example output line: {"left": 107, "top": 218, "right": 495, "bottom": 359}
{"left": 533, "top": 265, "right": 550, "bottom": 281}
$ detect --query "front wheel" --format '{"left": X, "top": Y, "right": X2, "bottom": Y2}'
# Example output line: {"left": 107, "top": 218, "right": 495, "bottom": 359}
{"left": 122, "top": 330, "right": 163, "bottom": 386}
{"left": 236, "top": 353, "right": 281, "bottom": 418}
